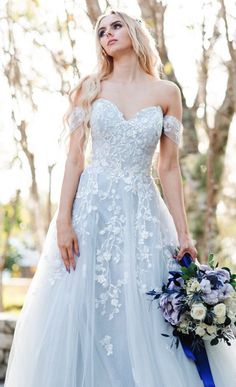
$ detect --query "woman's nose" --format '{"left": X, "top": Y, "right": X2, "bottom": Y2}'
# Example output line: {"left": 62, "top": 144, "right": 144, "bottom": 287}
{"left": 105, "top": 29, "right": 112, "bottom": 37}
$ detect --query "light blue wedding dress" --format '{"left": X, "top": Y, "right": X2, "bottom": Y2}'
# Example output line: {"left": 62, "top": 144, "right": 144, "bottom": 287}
{"left": 4, "top": 98, "right": 236, "bottom": 386}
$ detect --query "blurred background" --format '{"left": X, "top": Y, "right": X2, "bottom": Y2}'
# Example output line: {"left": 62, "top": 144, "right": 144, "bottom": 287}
{"left": 0, "top": 0, "right": 236, "bottom": 315}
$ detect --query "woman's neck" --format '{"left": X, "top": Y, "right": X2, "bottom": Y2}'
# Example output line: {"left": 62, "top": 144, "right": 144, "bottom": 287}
{"left": 107, "top": 51, "right": 148, "bottom": 84}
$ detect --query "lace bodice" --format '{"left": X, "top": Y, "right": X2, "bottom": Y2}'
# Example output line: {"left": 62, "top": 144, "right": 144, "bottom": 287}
{"left": 68, "top": 98, "right": 183, "bottom": 176}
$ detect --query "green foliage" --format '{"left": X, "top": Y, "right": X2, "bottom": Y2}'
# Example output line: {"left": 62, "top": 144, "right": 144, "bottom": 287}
{"left": 183, "top": 154, "right": 207, "bottom": 190}
{"left": 230, "top": 274, "right": 236, "bottom": 290}
{"left": 4, "top": 244, "right": 22, "bottom": 271}
{"left": 208, "top": 253, "right": 215, "bottom": 269}
{"left": 181, "top": 262, "right": 198, "bottom": 280}
{"left": 2, "top": 203, "right": 22, "bottom": 234}
{"left": 0, "top": 192, "right": 24, "bottom": 272}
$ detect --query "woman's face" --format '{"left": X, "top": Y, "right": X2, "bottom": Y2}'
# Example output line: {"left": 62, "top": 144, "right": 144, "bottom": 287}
{"left": 97, "top": 14, "right": 133, "bottom": 57}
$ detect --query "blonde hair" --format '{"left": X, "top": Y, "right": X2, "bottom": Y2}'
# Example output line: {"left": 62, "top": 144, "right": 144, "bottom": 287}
{"left": 62, "top": 8, "right": 163, "bottom": 156}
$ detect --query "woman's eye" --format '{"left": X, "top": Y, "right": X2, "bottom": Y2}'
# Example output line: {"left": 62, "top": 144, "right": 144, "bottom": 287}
{"left": 98, "top": 31, "right": 105, "bottom": 38}
{"left": 98, "top": 23, "right": 122, "bottom": 38}
{"left": 113, "top": 23, "right": 122, "bottom": 29}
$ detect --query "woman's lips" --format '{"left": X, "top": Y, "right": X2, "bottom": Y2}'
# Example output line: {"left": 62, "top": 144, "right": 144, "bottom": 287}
{"left": 107, "top": 39, "right": 118, "bottom": 46}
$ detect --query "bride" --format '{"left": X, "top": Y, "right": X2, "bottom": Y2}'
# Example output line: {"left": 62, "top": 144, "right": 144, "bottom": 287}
{"left": 4, "top": 8, "right": 236, "bottom": 387}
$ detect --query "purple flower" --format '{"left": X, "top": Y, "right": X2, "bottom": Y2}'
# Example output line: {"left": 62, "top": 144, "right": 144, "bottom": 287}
{"left": 203, "top": 268, "right": 229, "bottom": 283}
{"left": 218, "top": 283, "right": 234, "bottom": 301}
{"left": 200, "top": 279, "right": 211, "bottom": 294}
{"left": 214, "top": 268, "right": 230, "bottom": 282}
{"left": 202, "top": 290, "right": 219, "bottom": 305}
{"left": 199, "top": 264, "right": 211, "bottom": 272}
{"left": 168, "top": 277, "right": 184, "bottom": 291}
{"left": 159, "top": 293, "right": 183, "bottom": 325}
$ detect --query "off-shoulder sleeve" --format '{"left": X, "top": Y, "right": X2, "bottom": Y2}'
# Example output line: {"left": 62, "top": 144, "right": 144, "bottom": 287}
{"left": 162, "top": 114, "right": 183, "bottom": 146}
{"left": 68, "top": 106, "right": 85, "bottom": 133}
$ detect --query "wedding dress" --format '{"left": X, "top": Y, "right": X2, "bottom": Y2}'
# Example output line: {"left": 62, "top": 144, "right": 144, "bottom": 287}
{"left": 4, "top": 98, "right": 236, "bottom": 387}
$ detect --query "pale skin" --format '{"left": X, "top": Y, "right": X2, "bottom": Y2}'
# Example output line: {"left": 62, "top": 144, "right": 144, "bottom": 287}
{"left": 56, "top": 13, "right": 198, "bottom": 272}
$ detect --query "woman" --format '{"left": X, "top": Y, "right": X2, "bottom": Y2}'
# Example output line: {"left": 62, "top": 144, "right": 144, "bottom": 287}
{"left": 4, "top": 9, "right": 236, "bottom": 387}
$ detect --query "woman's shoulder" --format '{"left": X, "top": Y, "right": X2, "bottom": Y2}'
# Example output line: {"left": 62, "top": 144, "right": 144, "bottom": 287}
{"left": 146, "top": 78, "right": 181, "bottom": 115}
{"left": 72, "top": 73, "right": 96, "bottom": 106}
{"left": 154, "top": 79, "right": 181, "bottom": 95}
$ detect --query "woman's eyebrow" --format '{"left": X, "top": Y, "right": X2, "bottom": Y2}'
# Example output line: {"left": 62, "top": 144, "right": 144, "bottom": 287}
{"left": 98, "top": 20, "right": 122, "bottom": 33}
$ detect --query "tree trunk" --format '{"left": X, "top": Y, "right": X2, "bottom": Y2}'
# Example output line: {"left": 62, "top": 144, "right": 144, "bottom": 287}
{"left": 203, "top": 67, "right": 235, "bottom": 261}
{"left": 46, "top": 163, "right": 56, "bottom": 230}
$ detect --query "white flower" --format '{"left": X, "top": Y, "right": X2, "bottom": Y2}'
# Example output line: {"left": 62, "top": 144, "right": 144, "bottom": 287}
{"left": 178, "top": 320, "right": 189, "bottom": 334}
{"left": 190, "top": 303, "right": 207, "bottom": 321}
{"left": 213, "top": 303, "right": 226, "bottom": 318}
{"left": 196, "top": 326, "right": 206, "bottom": 337}
{"left": 216, "top": 315, "right": 226, "bottom": 324}
{"left": 206, "top": 325, "right": 217, "bottom": 335}
{"left": 187, "top": 279, "right": 201, "bottom": 294}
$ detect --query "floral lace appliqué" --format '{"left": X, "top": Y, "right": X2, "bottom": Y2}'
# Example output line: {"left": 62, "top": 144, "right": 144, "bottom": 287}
{"left": 100, "top": 335, "right": 113, "bottom": 356}
{"left": 68, "top": 106, "right": 85, "bottom": 133}
{"left": 67, "top": 99, "right": 180, "bottom": 338}
{"left": 162, "top": 114, "right": 183, "bottom": 146}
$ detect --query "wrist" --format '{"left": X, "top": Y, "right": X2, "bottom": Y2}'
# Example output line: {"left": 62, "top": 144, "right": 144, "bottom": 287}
{"left": 56, "top": 215, "right": 72, "bottom": 226}
{"left": 178, "top": 230, "right": 191, "bottom": 239}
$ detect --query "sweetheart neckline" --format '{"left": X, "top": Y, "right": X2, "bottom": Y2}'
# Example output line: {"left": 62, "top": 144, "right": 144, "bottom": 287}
{"left": 92, "top": 97, "right": 163, "bottom": 122}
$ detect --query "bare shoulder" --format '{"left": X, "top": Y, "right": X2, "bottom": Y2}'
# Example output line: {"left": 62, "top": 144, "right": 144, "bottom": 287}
{"left": 73, "top": 73, "right": 93, "bottom": 106}
{"left": 156, "top": 79, "right": 182, "bottom": 117}
{"left": 156, "top": 79, "right": 181, "bottom": 97}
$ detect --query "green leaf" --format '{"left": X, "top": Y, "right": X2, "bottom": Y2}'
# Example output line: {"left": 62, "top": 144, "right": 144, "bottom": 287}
{"left": 208, "top": 253, "right": 215, "bottom": 269}
{"left": 230, "top": 281, "right": 236, "bottom": 289}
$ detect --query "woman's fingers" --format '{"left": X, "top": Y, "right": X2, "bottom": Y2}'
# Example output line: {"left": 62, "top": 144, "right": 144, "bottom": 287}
{"left": 176, "top": 246, "right": 198, "bottom": 261}
{"left": 67, "top": 246, "right": 76, "bottom": 271}
{"left": 73, "top": 237, "right": 80, "bottom": 256}
{"left": 57, "top": 226, "right": 80, "bottom": 272}
{"left": 60, "top": 247, "right": 70, "bottom": 272}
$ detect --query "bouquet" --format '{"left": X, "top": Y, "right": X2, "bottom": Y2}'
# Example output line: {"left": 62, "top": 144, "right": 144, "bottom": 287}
{"left": 146, "top": 252, "right": 236, "bottom": 349}
{"left": 146, "top": 252, "right": 236, "bottom": 386}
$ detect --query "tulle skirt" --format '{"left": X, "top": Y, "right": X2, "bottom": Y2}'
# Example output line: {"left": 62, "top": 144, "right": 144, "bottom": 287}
{"left": 4, "top": 167, "right": 236, "bottom": 386}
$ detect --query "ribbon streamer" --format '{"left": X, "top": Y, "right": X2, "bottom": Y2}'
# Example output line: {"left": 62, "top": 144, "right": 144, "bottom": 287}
{"left": 181, "top": 335, "right": 215, "bottom": 387}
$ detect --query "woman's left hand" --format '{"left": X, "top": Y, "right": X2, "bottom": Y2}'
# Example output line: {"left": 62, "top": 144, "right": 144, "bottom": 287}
{"left": 175, "top": 233, "right": 198, "bottom": 261}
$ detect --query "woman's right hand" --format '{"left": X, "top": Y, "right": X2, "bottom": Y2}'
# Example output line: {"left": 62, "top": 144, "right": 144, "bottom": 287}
{"left": 56, "top": 220, "right": 80, "bottom": 272}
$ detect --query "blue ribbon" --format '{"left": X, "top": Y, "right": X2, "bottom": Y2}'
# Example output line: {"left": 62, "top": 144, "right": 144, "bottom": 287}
{"left": 181, "top": 335, "right": 215, "bottom": 387}
{"left": 178, "top": 253, "right": 215, "bottom": 387}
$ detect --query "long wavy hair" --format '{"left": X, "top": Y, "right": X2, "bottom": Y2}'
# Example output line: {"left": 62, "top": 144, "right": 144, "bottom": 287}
{"left": 62, "top": 8, "right": 163, "bottom": 157}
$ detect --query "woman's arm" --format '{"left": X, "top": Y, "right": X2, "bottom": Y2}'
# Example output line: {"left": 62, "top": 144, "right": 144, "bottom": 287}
{"left": 157, "top": 83, "right": 198, "bottom": 260}
{"left": 56, "top": 129, "right": 85, "bottom": 272}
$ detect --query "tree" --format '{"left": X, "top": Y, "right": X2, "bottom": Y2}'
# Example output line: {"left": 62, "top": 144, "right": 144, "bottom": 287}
{"left": 0, "top": 190, "right": 22, "bottom": 311}
{"left": 139, "top": 0, "right": 236, "bottom": 261}
{"left": 1, "top": 0, "right": 82, "bottom": 249}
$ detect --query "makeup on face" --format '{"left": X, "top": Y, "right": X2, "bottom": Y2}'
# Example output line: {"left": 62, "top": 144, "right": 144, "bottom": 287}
{"left": 98, "top": 20, "right": 123, "bottom": 39}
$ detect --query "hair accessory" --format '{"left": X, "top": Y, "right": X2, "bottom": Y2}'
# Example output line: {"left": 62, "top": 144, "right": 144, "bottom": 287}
{"left": 135, "top": 18, "right": 142, "bottom": 24}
